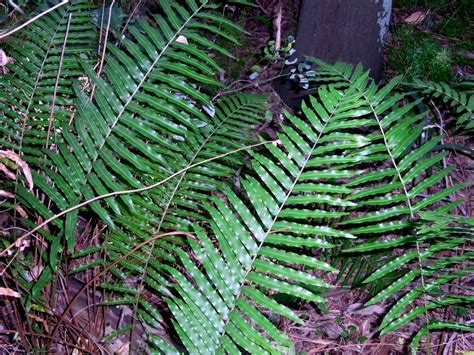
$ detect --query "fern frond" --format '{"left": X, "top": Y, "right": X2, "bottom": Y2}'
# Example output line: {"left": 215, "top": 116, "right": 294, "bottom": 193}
{"left": 18, "top": 0, "right": 244, "bottom": 240}
{"left": 411, "top": 319, "right": 474, "bottom": 354}
{"left": 0, "top": 0, "right": 98, "bottom": 157}
{"left": 77, "top": 93, "right": 270, "bottom": 350}
{"left": 161, "top": 80, "right": 380, "bottom": 352}
{"left": 411, "top": 79, "right": 474, "bottom": 130}
{"left": 307, "top": 60, "right": 472, "bottom": 350}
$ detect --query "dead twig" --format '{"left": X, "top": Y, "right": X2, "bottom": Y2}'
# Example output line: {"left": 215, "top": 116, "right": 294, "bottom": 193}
{"left": 0, "top": 140, "right": 277, "bottom": 261}
{"left": 45, "top": 13, "right": 72, "bottom": 148}
{"left": 90, "top": 0, "right": 115, "bottom": 100}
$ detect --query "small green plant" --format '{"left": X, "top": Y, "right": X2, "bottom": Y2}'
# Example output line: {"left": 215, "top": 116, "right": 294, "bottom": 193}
{"left": 389, "top": 25, "right": 454, "bottom": 81}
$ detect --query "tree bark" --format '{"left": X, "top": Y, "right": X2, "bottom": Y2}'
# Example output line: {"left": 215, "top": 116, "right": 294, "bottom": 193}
{"left": 275, "top": 0, "right": 392, "bottom": 108}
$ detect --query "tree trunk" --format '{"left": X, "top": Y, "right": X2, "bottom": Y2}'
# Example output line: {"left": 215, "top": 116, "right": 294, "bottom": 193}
{"left": 276, "top": 0, "right": 392, "bottom": 108}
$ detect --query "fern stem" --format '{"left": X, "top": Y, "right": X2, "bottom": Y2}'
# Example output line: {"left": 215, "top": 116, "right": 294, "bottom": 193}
{"left": 89, "top": 0, "right": 115, "bottom": 100}
{"left": 365, "top": 98, "right": 432, "bottom": 355}
{"left": 325, "top": 65, "right": 433, "bottom": 353}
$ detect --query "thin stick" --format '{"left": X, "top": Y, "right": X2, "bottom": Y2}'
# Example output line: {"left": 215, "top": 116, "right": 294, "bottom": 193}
{"left": 274, "top": 1, "right": 282, "bottom": 51}
{"left": 45, "top": 13, "right": 72, "bottom": 148}
{"left": 0, "top": 140, "right": 276, "bottom": 259}
{"left": 121, "top": 0, "right": 143, "bottom": 35}
{"left": 89, "top": 0, "right": 115, "bottom": 99}
{"left": 0, "top": 1, "right": 69, "bottom": 40}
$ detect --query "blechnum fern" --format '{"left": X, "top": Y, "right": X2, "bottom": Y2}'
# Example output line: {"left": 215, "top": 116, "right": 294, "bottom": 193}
{"left": 155, "top": 62, "right": 471, "bottom": 353}
{"left": 410, "top": 79, "right": 474, "bottom": 131}
{"left": 1, "top": 1, "right": 472, "bottom": 353}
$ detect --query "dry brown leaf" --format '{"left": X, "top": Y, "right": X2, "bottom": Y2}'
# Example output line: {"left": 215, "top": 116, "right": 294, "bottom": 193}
{"left": 0, "top": 287, "right": 21, "bottom": 298}
{"left": 15, "top": 205, "right": 28, "bottom": 218}
{"left": 0, "top": 150, "right": 33, "bottom": 191}
{"left": 115, "top": 342, "right": 130, "bottom": 355}
{"left": 347, "top": 303, "right": 385, "bottom": 315}
{"left": 404, "top": 11, "right": 427, "bottom": 24}
{"left": 0, "top": 163, "right": 16, "bottom": 180}
{"left": 0, "top": 189, "right": 15, "bottom": 198}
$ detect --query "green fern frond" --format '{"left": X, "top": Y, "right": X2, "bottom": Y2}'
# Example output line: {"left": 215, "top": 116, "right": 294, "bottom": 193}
{"left": 159, "top": 61, "right": 472, "bottom": 352}
{"left": 0, "top": 0, "right": 98, "bottom": 157}
{"left": 160, "top": 78, "right": 382, "bottom": 353}
{"left": 410, "top": 79, "right": 474, "bottom": 130}
{"left": 17, "top": 0, "right": 245, "bottom": 240}
{"left": 4, "top": 2, "right": 260, "bottom": 339}
{"left": 307, "top": 60, "right": 473, "bottom": 350}
{"left": 411, "top": 319, "right": 474, "bottom": 354}
{"left": 80, "top": 94, "right": 269, "bottom": 349}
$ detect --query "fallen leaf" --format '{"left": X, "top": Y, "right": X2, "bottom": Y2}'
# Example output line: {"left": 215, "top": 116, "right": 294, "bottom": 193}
{"left": 0, "top": 189, "right": 15, "bottom": 198}
{"left": 347, "top": 303, "right": 385, "bottom": 315}
{"left": 0, "top": 287, "right": 21, "bottom": 298}
{"left": 0, "top": 150, "right": 33, "bottom": 191}
{"left": 176, "top": 35, "right": 188, "bottom": 44}
{"left": 15, "top": 205, "right": 28, "bottom": 218}
{"left": 404, "top": 11, "right": 427, "bottom": 24}
{"left": 320, "top": 320, "right": 344, "bottom": 340}
{"left": 0, "top": 163, "right": 15, "bottom": 180}
{"left": 116, "top": 342, "right": 130, "bottom": 354}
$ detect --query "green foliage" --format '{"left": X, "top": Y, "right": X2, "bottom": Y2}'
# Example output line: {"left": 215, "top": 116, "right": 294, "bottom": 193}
{"left": 0, "top": 1, "right": 472, "bottom": 353}
{"left": 388, "top": 25, "right": 454, "bottom": 82}
{"left": 410, "top": 79, "right": 474, "bottom": 130}
{"left": 1, "top": 0, "right": 98, "bottom": 158}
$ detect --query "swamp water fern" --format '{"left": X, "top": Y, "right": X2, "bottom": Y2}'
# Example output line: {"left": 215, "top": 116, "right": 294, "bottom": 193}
{"left": 0, "top": 1, "right": 472, "bottom": 353}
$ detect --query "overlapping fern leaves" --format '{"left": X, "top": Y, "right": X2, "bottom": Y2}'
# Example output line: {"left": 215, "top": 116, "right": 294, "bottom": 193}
{"left": 68, "top": 93, "right": 269, "bottom": 351}
{"left": 411, "top": 79, "right": 473, "bottom": 131}
{"left": 160, "top": 61, "right": 472, "bottom": 352}
{"left": 17, "top": 0, "right": 246, "bottom": 237}
{"left": 163, "top": 73, "right": 368, "bottom": 353}
{"left": 0, "top": 0, "right": 98, "bottom": 158}
{"left": 307, "top": 59, "right": 473, "bottom": 350}
{"left": 2, "top": 0, "right": 253, "bottom": 250}
{"left": 3, "top": 0, "right": 272, "bottom": 350}
{"left": 1, "top": 1, "right": 471, "bottom": 352}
